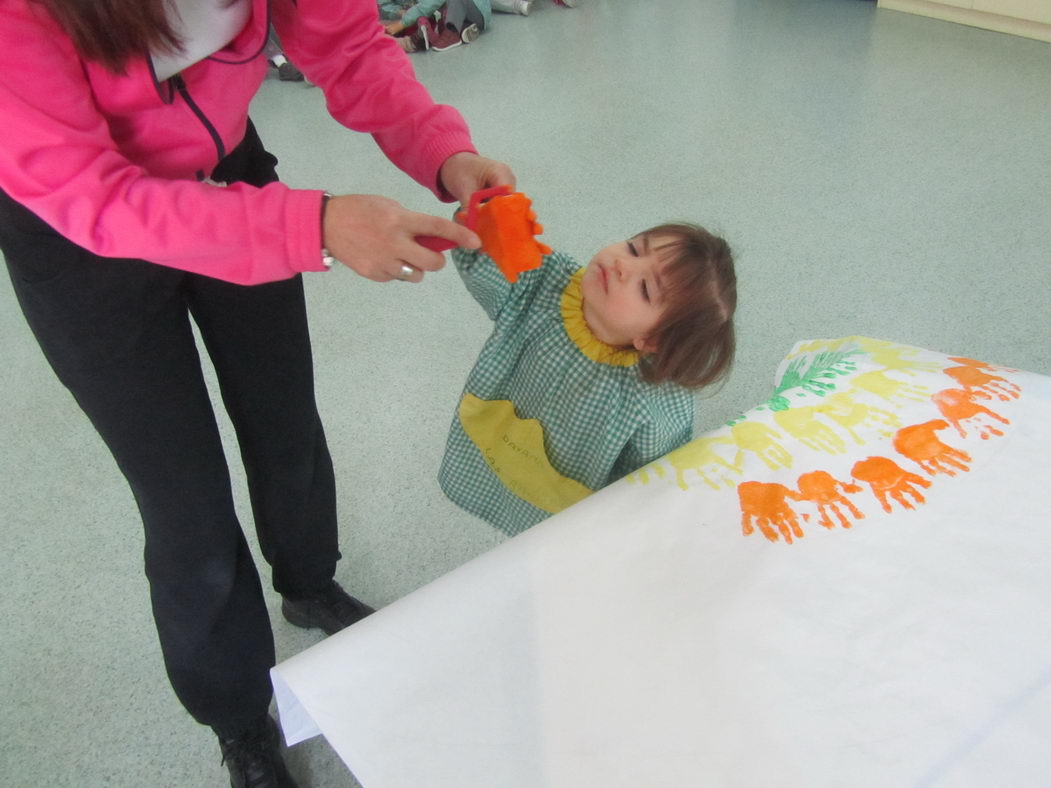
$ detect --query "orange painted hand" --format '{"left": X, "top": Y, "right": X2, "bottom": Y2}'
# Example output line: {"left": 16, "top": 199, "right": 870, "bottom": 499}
{"left": 892, "top": 419, "right": 971, "bottom": 476}
{"left": 738, "top": 481, "right": 806, "bottom": 543}
{"left": 470, "top": 192, "right": 552, "bottom": 282}
{"left": 851, "top": 456, "right": 931, "bottom": 513}
{"left": 796, "top": 470, "right": 864, "bottom": 530}
{"left": 932, "top": 388, "right": 1010, "bottom": 440}
{"left": 943, "top": 365, "right": 1020, "bottom": 401}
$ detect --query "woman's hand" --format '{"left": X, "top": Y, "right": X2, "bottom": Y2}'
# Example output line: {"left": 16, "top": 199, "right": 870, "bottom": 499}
{"left": 322, "top": 194, "right": 480, "bottom": 283}
{"left": 438, "top": 152, "right": 517, "bottom": 206}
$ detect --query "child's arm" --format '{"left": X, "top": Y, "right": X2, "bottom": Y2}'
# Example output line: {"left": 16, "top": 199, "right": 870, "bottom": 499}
{"left": 396, "top": 1, "right": 445, "bottom": 30}
{"left": 451, "top": 245, "right": 516, "bottom": 321}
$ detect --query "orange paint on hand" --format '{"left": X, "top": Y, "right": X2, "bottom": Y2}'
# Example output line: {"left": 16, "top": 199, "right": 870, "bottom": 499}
{"left": 931, "top": 388, "right": 1009, "bottom": 440}
{"left": 796, "top": 470, "right": 864, "bottom": 530}
{"left": 460, "top": 190, "right": 552, "bottom": 283}
{"left": 738, "top": 481, "right": 806, "bottom": 543}
{"left": 893, "top": 419, "right": 971, "bottom": 476}
{"left": 851, "top": 456, "right": 931, "bottom": 513}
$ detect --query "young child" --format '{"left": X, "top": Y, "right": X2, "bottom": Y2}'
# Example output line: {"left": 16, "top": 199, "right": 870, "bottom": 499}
{"left": 439, "top": 221, "right": 737, "bottom": 536}
{"left": 380, "top": 0, "right": 491, "bottom": 52}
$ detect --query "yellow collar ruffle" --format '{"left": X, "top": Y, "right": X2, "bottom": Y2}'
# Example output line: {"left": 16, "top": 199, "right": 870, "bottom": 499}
{"left": 560, "top": 269, "right": 640, "bottom": 367}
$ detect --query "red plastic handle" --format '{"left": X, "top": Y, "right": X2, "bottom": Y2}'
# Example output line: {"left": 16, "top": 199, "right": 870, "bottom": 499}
{"left": 415, "top": 235, "right": 458, "bottom": 252}
{"left": 414, "top": 185, "right": 512, "bottom": 252}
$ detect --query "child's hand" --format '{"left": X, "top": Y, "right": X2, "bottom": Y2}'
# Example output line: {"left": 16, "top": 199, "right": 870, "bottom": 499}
{"left": 384, "top": 20, "right": 405, "bottom": 35}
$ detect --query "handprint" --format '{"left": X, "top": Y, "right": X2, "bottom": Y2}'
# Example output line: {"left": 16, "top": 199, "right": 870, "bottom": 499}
{"left": 796, "top": 470, "right": 864, "bottom": 530}
{"left": 851, "top": 456, "right": 932, "bottom": 513}
{"left": 815, "top": 392, "right": 900, "bottom": 443}
{"left": 738, "top": 481, "right": 806, "bottom": 543}
{"left": 931, "top": 388, "right": 1010, "bottom": 440}
{"left": 893, "top": 420, "right": 971, "bottom": 476}
{"left": 852, "top": 370, "right": 930, "bottom": 404}
{"left": 947, "top": 356, "right": 1018, "bottom": 374}
{"left": 855, "top": 338, "right": 943, "bottom": 375}
{"left": 943, "top": 365, "right": 1020, "bottom": 401}
{"left": 774, "top": 407, "right": 847, "bottom": 455}
{"left": 664, "top": 435, "right": 740, "bottom": 490}
{"left": 731, "top": 422, "right": 793, "bottom": 471}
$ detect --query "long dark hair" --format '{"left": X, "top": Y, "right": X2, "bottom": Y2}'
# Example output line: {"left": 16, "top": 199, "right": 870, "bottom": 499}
{"left": 36, "top": 0, "right": 183, "bottom": 73}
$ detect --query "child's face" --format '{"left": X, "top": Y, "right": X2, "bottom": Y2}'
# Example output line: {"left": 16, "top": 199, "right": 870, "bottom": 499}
{"left": 581, "top": 233, "right": 669, "bottom": 352}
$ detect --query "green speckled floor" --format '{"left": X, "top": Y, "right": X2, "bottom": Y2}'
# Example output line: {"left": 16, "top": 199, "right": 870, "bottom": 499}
{"left": 2, "top": 1, "right": 1048, "bottom": 785}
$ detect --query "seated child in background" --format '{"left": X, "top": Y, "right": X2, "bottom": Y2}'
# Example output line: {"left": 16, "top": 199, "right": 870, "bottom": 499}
{"left": 440, "top": 221, "right": 737, "bottom": 536}
{"left": 380, "top": 0, "right": 492, "bottom": 52}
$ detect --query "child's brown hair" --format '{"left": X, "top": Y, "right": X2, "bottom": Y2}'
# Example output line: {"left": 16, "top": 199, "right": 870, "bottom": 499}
{"left": 636, "top": 222, "right": 736, "bottom": 389}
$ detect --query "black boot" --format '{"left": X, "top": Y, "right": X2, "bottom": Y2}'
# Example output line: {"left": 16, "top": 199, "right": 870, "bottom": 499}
{"left": 281, "top": 580, "right": 375, "bottom": 635}
{"left": 217, "top": 715, "right": 299, "bottom": 788}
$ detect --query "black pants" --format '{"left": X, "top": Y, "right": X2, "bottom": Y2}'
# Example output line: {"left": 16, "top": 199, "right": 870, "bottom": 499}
{"left": 0, "top": 124, "right": 340, "bottom": 737}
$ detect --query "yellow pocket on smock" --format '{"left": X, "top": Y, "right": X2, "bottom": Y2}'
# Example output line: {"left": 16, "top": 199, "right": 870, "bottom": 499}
{"left": 459, "top": 393, "right": 592, "bottom": 514}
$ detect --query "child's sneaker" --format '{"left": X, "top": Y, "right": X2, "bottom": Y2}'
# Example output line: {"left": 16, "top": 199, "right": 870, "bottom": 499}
{"left": 399, "top": 18, "right": 432, "bottom": 52}
{"left": 515, "top": 0, "right": 533, "bottom": 14}
{"left": 430, "top": 25, "right": 465, "bottom": 52}
{"left": 460, "top": 23, "right": 481, "bottom": 44}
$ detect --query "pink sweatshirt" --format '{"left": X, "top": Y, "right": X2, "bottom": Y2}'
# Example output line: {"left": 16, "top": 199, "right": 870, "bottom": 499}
{"left": 0, "top": 0, "right": 477, "bottom": 284}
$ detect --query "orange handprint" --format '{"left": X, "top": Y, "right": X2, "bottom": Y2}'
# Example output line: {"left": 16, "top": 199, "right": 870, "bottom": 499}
{"left": 796, "top": 470, "right": 864, "bottom": 530}
{"left": 851, "top": 456, "right": 931, "bottom": 513}
{"left": 893, "top": 420, "right": 971, "bottom": 476}
{"left": 731, "top": 422, "right": 793, "bottom": 470}
{"left": 932, "top": 388, "right": 1010, "bottom": 440}
{"left": 738, "top": 481, "right": 806, "bottom": 543}
{"left": 943, "top": 365, "right": 1020, "bottom": 401}
{"left": 773, "top": 407, "right": 848, "bottom": 455}
{"left": 948, "top": 356, "right": 1018, "bottom": 373}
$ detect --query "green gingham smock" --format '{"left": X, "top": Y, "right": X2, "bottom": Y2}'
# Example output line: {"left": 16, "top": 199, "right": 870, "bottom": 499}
{"left": 438, "top": 246, "right": 695, "bottom": 536}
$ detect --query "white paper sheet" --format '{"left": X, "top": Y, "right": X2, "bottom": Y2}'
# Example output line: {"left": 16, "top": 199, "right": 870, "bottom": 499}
{"left": 273, "top": 338, "right": 1051, "bottom": 787}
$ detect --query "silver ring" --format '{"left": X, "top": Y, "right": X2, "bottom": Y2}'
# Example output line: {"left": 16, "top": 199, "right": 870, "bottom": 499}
{"left": 397, "top": 263, "right": 416, "bottom": 281}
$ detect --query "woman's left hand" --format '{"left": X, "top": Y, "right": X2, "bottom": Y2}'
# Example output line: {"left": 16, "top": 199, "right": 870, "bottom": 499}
{"left": 439, "top": 152, "right": 517, "bottom": 206}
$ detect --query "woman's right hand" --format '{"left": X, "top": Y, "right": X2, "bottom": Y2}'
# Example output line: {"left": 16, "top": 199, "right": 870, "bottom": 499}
{"left": 322, "top": 194, "right": 481, "bottom": 283}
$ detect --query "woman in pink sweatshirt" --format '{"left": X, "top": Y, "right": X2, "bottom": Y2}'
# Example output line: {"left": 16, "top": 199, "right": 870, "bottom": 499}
{"left": 0, "top": 1, "right": 513, "bottom": 785}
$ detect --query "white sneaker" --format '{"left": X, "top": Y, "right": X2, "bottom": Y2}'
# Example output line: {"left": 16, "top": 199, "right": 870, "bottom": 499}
{"left": 460, "top": 23, "right": 481, "bottom": 44}
{"left": 516, "top": 0, "right": 533, "bottom": 14}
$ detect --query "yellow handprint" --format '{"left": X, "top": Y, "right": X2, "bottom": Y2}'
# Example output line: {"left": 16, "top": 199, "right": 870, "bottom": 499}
{"left": 773, "top": 406, "right": 847, "bottom": 455}
{"left": 815, "top": 391, "right": 900, "bottom": 443}
{"left": 854, "top": 338, "right": 943, "bottom": 375}
{"left": 852, "top": 370, "right": 930, "bottom": 405}
{"left": 663, "top": 435, "right": 740, "bottom": 490}
{"left": 731, "top": 421, "right": 793, "bottom": 471}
